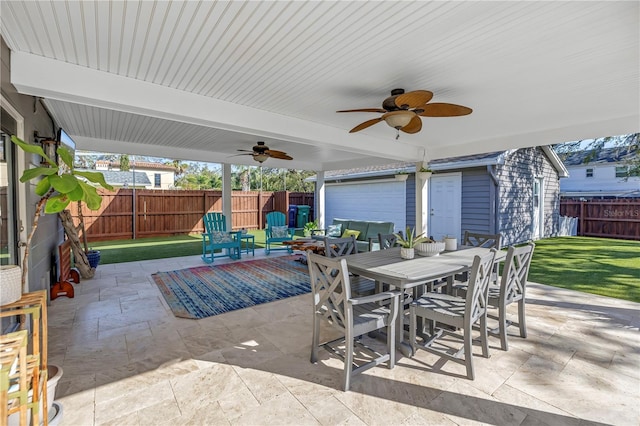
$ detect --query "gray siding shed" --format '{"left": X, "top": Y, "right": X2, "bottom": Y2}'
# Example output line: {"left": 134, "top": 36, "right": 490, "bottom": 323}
{"left": 496, "top": 147, "right": 561, "bottom": 245}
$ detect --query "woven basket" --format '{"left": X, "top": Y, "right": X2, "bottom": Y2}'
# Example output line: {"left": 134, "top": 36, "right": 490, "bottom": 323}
{"left": 0, "top": 265, "right": 22, "bottom": 305}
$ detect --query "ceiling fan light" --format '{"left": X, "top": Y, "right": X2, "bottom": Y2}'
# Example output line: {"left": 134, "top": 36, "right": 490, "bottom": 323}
{"left": 253, "top": 153, "right": 269, "bottom": 163}
{"left": 383, "top": 110, "right": 414, "bottom": 129}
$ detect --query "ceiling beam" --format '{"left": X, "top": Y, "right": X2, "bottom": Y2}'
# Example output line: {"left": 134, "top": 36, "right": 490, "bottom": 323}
{"left": 11, "top": 51, "right": 422, "bottom": 162}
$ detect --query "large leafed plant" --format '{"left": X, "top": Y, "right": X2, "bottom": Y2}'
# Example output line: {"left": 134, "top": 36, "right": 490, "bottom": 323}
{"left": 11, "top": 135, "right": 114, "bottom": 287}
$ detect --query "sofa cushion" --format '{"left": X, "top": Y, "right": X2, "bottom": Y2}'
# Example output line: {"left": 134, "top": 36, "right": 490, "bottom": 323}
{"left": 332, "top": 219, "right": 351, "bottom": 233}
{"left": 346, "top": 221, "right": 369, "bottom": 241}
{"left": 355, "top": 240, "right": 371, "bottom": 253}
{"left": 326, "top": 224, "right": 342, "bottom": 237}
{"left": 341, "top": 229, "right": 361, "bottom": 239}
{"left": 365, "top": 222, "right": 395, "bottom": 241}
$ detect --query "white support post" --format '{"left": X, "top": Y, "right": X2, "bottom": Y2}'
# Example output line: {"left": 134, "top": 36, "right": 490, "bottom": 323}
{"left": 315, "top": 171, "right": 325, "bottom": 229}
{"left": 222, "top": 163, "right": 232, "bottom": 230}
{"left": 415, "top": 162, "right": 429, "bottom": 236}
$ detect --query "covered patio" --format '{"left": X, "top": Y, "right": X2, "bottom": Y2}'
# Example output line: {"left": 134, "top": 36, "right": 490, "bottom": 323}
{"left": 2, "top": 1, "right": 637, "bottom": 234}
{"left": 1, "top": 2, "right": 638, "bottom": 424}
{"left": 50, "top": 251, "right": 639, "bottom": 425}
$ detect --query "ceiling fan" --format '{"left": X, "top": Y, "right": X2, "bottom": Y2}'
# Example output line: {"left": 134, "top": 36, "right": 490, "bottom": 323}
{"left": 236, "top": 141, "right": 293, "bottom": 164}
{"left": 337, "top": 88, "right": 472, "bottom": 139}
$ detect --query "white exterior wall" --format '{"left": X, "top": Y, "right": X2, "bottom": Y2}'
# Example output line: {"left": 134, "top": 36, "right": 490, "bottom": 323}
{"left": 325, "top": 180, "right": 405, "bottom": 232}
{"left": 562, "top": 163, "right": 640, "bottom": 193}
{"left": 143, "top": 170, "right": 175, "bottom": 189}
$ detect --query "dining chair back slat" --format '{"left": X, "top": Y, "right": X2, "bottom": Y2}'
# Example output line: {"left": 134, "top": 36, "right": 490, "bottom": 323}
{"left": 377, "top": 233, "right": 399, "bottom": 250}
{"left": 323, "top": 235, "right": 358, "bottom": 257}
{"left": 307, "top": 251, "right": 401, "bottom": 391}
{"left": 463, "top": 231, "right": 502, "bottom": 249}
{"left": 324, "top": 235, "right": 375, "bottom": 296}
{"left": 489, "top": 242, "right": 535, "bottom": 350}
{"left": 409, "top": 249, "right": 497, "bottom": 380}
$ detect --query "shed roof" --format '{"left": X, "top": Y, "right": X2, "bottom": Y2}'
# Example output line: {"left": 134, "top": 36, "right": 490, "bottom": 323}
{"left": 313, "top": 146, "right": 567, "bottom": 181}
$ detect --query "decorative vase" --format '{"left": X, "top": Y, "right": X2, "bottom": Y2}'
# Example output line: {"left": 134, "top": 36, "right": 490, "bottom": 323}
{"left": 444, "top": 237, "right": 457, "bottom": 251}
{"left": 416, "top": 242, "right": 446, "bottom": 257}
{"left": 86, "top": 250, "right": 101, "bottom": 268}
{"left": 0, "top": 265, "right": 22, "bottom": 305}
{"left": 400, "top": 247, "right": 415, "bottom": 259}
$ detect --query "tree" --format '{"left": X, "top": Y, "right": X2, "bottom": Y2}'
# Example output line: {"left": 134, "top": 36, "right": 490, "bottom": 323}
{"left": 165, "top": 159, "right": 188, "bottom": 182}
{"left": 119, "top": 154, "right": 130, "bottom": 171}
{"left": 10, "top": 136, "right": 114, "bottom": 287}
{"left": 553, "top": 133, "right": 639, "bottom": 177}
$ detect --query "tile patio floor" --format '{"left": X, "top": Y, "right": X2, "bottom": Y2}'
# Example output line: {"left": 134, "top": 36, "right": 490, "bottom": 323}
{"left": 49, "top": 251, "right": 640, "bottom": 426}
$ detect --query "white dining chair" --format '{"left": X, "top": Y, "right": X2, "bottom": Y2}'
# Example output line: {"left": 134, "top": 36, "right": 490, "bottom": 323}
{"left": 323, "top": 235, "right": 376, "bottom": 297}
{"left": 307, "top": 251, "right": 401, "bottom": 391}
{"left": 409, "top": 249, "right": 497, "bottom": 380}
{"left": 455, "top": 243, "right": 535, "bottom": 350}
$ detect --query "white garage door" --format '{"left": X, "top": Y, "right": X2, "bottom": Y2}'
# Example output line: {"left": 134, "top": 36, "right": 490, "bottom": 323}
{"left": 325, "top": 180, "right": 406, "bottom": 231}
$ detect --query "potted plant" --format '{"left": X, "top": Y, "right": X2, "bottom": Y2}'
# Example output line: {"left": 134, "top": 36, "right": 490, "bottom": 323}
{"left": 394, "top": 226, "right": 431, "bottom": 259}
{"left": 394, "top": 171, "right": 409, "bottom": 181}
{"left": 303, "top": 219, "right": 319, "bottom": 237}
{"left": 416, "top": 166, "right": 433, "bottom": 181}
{"left": 10, "top": 135, "right": 114, "bottom": 290}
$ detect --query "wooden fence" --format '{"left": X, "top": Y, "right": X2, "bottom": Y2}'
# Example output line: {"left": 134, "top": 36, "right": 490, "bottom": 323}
{"left": 69, "top": 189, "right": 314, "bottom": 242}
{"left": 560, "top": 199, "right": 639, "bottom": 240}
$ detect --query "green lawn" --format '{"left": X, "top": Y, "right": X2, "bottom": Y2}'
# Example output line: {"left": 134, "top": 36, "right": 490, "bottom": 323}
{"left": 91, "top": 231, "right": 268, "bottom": 264}
{"left": 90, "top": 235, "right": 639, "bottom": 302}
{"left": 527, "top": 237, "right": 640, "bottom": 302}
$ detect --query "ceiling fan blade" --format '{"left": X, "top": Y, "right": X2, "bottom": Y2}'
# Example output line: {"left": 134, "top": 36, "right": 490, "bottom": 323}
{"left": 275, "top": 154, "right": 293, "bottom": 160}
{"left": 229, "top": 153, "right": 254, "bottom": 157}
{"left": 419, "top": 103, "right": 473, "bottom": 117}
{"left": 400, "top": 115, "right": 422, "bottom": 134}
{"left": 266, "top": 150, "right": 293, "bottom": 160}
{"left": 237, "top": 149, "right": 254, "bottom": 153}
{"left": 395, "top": 90, "right": 433, "bottom": 109}
{"left": 349, "top": 117, "right": 383, "bottom": 133}
{"left": 337, "top": 108, "right": 387, "bottom": 113}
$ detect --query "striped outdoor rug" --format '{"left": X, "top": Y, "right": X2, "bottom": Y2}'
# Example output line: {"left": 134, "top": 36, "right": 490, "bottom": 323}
{"left": 152, "top": 255, "right": 310, "bottom": 319}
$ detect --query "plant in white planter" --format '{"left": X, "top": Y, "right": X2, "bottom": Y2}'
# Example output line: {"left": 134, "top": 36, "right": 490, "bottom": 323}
{"left": 394, "top": 226, "right": 432, "bottom": 259}
{"left": 303, "top": 219, "right": 319, "bottom": 237}
{"left": 10, "top": 136, "right": 114, "bottom": 290}
{"left": 416, "top": 166, "right": 433, "bottom": 181}
{"left": 394, "top": 171, "right": 409, "bottom": 181}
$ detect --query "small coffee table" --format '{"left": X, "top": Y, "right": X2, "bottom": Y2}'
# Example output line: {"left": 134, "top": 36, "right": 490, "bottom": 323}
{"left": 283, "top": 239, "right": 326, "bottom": 264}
{"left": 240, "top": 234, "right": 255, "bottom": 255}
{"left": 283, "top": 239, "right": 325, "bottom": 254}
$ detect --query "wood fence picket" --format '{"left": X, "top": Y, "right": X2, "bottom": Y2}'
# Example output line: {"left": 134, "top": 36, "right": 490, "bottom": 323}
{"left": 69, "top": 189, "right": 314, "bottom": 242}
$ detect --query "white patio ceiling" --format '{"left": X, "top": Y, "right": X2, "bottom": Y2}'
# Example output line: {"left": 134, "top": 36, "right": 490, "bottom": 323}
{"left": 1, "top": 1, "right": 638, "bottom": 171}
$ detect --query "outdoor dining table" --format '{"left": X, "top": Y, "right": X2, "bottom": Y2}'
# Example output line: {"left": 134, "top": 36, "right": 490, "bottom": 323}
{"left": 345, "top": 246, "right": 506, "bottom": 356}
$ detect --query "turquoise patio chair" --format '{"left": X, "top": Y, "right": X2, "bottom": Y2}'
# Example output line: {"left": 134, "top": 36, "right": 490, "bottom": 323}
{"left": 201, "top": 212, "right": 242, "bottom": 263}
{"left": 265, "top": 211, "right": 295, "bottom": 254}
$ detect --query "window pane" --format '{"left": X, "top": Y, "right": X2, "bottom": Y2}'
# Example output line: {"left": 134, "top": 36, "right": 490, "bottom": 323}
{"left": 615, "top": 166, "right": 627, "bottom": 178}
{"left": 586, "top": 168, "right": 593, "bottom": 178}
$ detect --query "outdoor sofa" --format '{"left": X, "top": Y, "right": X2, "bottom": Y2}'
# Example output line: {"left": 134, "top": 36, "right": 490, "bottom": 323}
{"left": 312, "top": 218, "right": 394, "bottom": 252}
